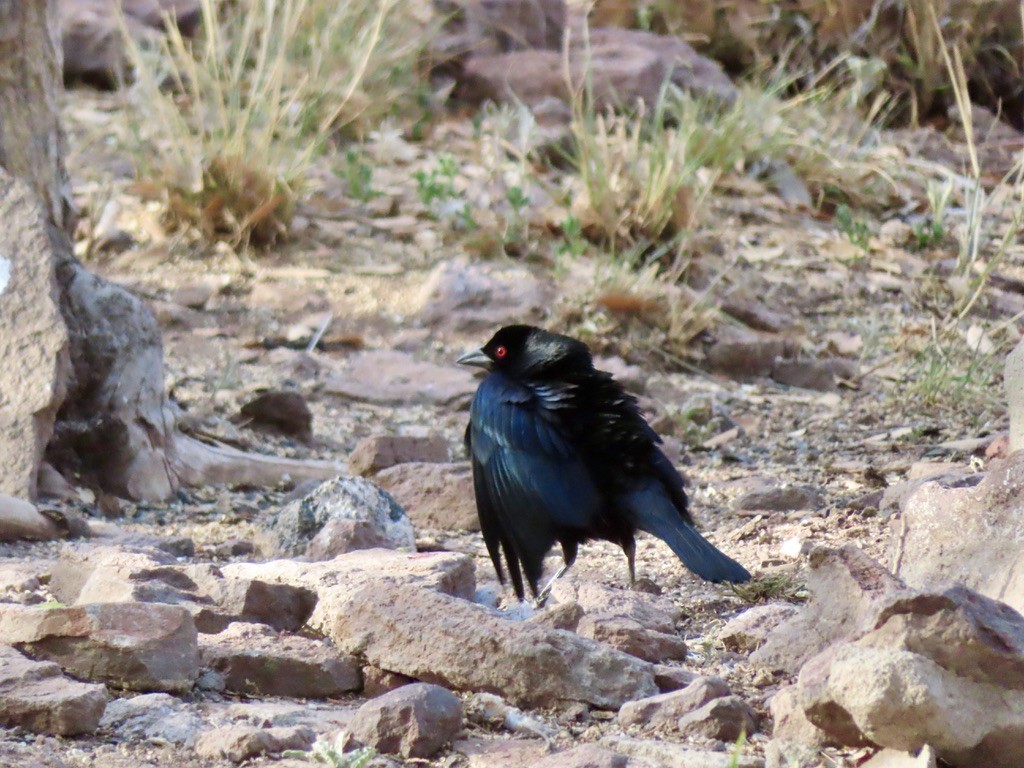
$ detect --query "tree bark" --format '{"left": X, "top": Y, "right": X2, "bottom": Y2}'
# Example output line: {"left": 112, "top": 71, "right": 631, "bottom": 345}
{"left": 0, "top": 1, "right": 343, "bottom": 501}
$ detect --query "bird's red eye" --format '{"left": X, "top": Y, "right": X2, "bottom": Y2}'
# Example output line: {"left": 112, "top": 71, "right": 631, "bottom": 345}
{"left": 495, "top": 345, "right": 508, "bottom": 359}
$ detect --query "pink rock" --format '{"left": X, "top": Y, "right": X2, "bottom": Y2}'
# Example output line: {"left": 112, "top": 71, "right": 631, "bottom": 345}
{"left": 0, "top": 646, "right": 107, "bottom": 736}
{"left": 349, "top": 682, "right": 462, "bottom": 758}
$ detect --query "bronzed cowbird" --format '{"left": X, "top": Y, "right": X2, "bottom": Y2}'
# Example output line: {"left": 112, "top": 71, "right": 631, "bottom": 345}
{"left": 459, "top": 325, "right": 750, "bottom": 601}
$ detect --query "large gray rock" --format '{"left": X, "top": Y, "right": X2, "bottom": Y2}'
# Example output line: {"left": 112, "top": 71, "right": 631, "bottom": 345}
{"left": 199, "top": 622, "right": 361, "bottom": 698}
{"left": 330, "top": 582, "right": 658, "bottom": 709}
{"left": 261, "top": 476, "right": 415, "bottom": 557}
{"left": 0, "top": 171, "right": 68, "bottom": 500}
{"left": 0, "top": 602, "right": 199, "bottom": 692}
{"left": 0, "top": 645, "right": 107, "bottom": 736}
{"left": 349, "top": 682, "right": 463, "bottom": 758}
{"left": 99, "top": 692, "right": 205, "bottom": 746}
{"left": 794, "top": 585, "right": 1024, "bottom": 767}
{"left": 222, "top": 549, "right": 476, "bottom": 637}
{"left": 890, "top": 454, "right": 1024, "bottom": 615}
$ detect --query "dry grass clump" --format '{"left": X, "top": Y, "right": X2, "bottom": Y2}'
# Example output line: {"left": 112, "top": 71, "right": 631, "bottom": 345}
{"left": 121, "top": 0, "right": 433, "bottom": 247}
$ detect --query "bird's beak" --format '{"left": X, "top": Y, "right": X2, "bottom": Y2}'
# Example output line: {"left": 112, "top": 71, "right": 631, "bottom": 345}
{"left": 457, "top": 348, "right": 492, "bottom": 369}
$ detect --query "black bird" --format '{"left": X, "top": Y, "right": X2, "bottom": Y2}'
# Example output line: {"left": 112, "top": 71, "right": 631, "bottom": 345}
{"left": 459, "top": 325, "right": 750, "bottom": 602}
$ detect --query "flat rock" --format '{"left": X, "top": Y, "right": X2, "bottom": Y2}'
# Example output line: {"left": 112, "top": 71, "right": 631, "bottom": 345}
{"left": 609, "top": 736, "right": 763, "bottom": 767}
{"left": 0, "top": 495, "right": 62, "bottom": 542}
{"left": 550, "top": 581, "right": 680, "bottom": 634}
{"left": 199, "top": 621, "right": 361, "bottom": 698}
{"left": 861, "top": 747, "right": 938, "bottom": 767}
{"left": 99, "top": 692, "right": 205, "bottom": 746}
{"left": 750, "top": 545, "right": 905, "bottom": 675}
{"left": 329, "top": 582, "right": 657, "bottom": 709}
{"left": 770, "top": 358, "right": 857, "bottom": 391}
{"left": 0, "top": 602, "right": 198, "bottom": 692}
{"left": 375, "top": 462, "right": 480, "bottom": 532}
{"left": 454, "top": 737, "right": 549, "bottom": 767}
{"left": 677, "top": 695, "right": 758, "bottom": 742}
{"left": 0, "top": 645, "right": 107, "bottom": 736}
{"left": 350, "top": 682, "right": 463, "bottom": 758}
{"left": 618, "top": 676, "right": 731, "bottom": 731}
{"left": 529, "top": 743, "right": 627, "bottom": 767}
{"left": 222, "top": 549, "right": 476, "bottom": 636}
{"left": 348, "top": 434, "right": 449, "bottom": 476}
{"left": 417, "top": 258, "right": 548, "bottom": 336}
{"left": 324, "top": 350, "right": 477, "bottom": 405}
{"left": 577, "top": 614, "right": 687, "bottom": 663}
{"left": 0, "top": 172, "right": 68, "bottom": 500}
{"left": 194, "top": 724, "right": 315, "bottom": 764}
{"left": 891, "top": 454, "right": 1024, "bottom": 614}
{"left": 261, "top": 476, "right": 415, "bottom": 558}
{"left": 719, "top": 603, "right": 800, "bottom": 653}
{"left": 732, "top": 484, "right": 824, "bottom": 512}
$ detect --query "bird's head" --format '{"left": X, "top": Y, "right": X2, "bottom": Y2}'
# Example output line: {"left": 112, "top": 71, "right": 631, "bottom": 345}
{"left": 457, "top": 325, "right": 594, "bottom": 378}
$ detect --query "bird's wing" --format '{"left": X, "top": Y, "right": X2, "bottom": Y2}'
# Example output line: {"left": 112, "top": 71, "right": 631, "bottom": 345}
{"left": 469, "top": 376, "right": 601, "bottom": 595}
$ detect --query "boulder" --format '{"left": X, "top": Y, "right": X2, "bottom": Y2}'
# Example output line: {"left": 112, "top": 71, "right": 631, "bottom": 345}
{"left": 0, "top": 172, "right": 68, "bottom": 500}
{"left": 0, "top": 645, "right": 107, "bottom": 736}
{"left": 349, "top": 682, "right": 463, "bottom": 758}
{"left": 677, "top": 695, "right": 758, "bottom": 742}
{"left": 348, "top": 434, "right": 449, "bottom": 476}
{"left": 330, "top": 582, "right": 657, "bottom": 708}
{"left": 0, "top": 602, "right": 198, "bottom": 692}
{"left": 199, "top": 622, "right": 361, "bottom": 698}
{"left": 375, "top": 462, "right": 480, "bottom": 532}
{"left": 891, "top": 454, "right": 1024, "bottom": 614}
{"left": 261, "top": 476, "right": 415, "bottom": 557}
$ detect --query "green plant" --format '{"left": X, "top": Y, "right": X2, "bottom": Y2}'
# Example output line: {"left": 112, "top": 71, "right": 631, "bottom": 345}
{"left": 341, "top": 148, "right": 377, "bottom": 202}
{"left": 727, "top": 731, "right": 749, "bottom": 768}
{"left": 502, "top": 185, "right": 530, "bottom": 249}
{"left": 283, "top": 733, "right": 376, "bottom": 767}
{"left": 835, "top": 204, "right": 872, "bottom": 252}
{"left": 415, "top": 154, "right": 475, "bottom": 228}
{"left": 557, "top": 215, "right": 588, "bottom": 259}
{"left": 731, "top": 573, "right": 806, "bottom": 604}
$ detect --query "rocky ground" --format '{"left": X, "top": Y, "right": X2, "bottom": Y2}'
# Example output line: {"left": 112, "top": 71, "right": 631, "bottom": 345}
{"left": 5, "top": 2, "right": 1024, "bottom": 767}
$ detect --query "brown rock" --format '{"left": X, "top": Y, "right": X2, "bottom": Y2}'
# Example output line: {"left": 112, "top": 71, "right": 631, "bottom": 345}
{"left": 677, "top": 695, "right": 758, "bottom": 741}
{"left": 454, "top": 736, "right": 549, "bottom": 767}
{"left": 0, "top": 602, "right": 198, "bottom": 692}
{"left": 417, "top": 258, "right": 549, "bottom": 336}
{"left": 890, "top": 454, "right": 1024, "bottom": 614}
{"left": 618, "top": 675, "right": 731, "bottom": 731}
{"left": 0, "top": 495, "right": 62, "bottom": 542}
{"left": 795, "top": 584, "right": 1024, "bottom": 767}
{"left": 771, "top": 358, "right": 857, "bottom": 392}
{"left": 732, "top": 484, "right": 823, "bottom": 512}
{"left": 652, "top": 664, "right": 700, "bottom": 692}
{"left": 750, "top": 545, "right": 906, "bottom": 675}
{"left": 464, "top": 0, "right": 566, "bottom": 51}
{"left": 222, "top": 549, "right": 476, "bottom": 636}
{"left": 348, "top": 434, "right": 449, "bottom": 476}
{"left": 705, "top": 334, "right": 798, "bottom": 379}
{"left": 363, "top": 665, "right": 415, "bottom": 697}
{"left": 719, "top": 603, "right": 801, "bottom": 653}
{"left": 577, "top": 614, "right": 687, "bottom": 663}
{"left": 0, "top": 172, "right": 68, "bottom": 500}
{"left": 350, "top": 682, "right": 462, "bottom": 758}
{"left": 376, "top": 462, "right": 479, "bottom": 532}
{"left": 527, "top": 601, "right": 584, "bottom": 632}
{"left": 529, "top": 743, "right": 627, "bottom": 767}
{"left": 769, "top": 684, "right": 832, "bottom": 747}
{"left": 0, "top": 645, "right": 107, "bottom": 736}
{"left": 194, "top": 724, "right": 315, "bottom": 764}
{"left": 550, "top": 581, "right": 680, "bottom": 635}
{"left": 237, "top": 390, "right": 313, "bottom": 442}
{"left": 324, "top": 350, "right": 477, "bottom": 405}
{"left": 199, "top": 622, "right": 361, "bottom": 698}
{"left": 306, "top": 518, "right": 391, "bottom": 558}
{"left": 612, "top": 736, "right": 763, "bottom": 767}
{"left": 330, "top": 582, "right": 657, "bottom": 708}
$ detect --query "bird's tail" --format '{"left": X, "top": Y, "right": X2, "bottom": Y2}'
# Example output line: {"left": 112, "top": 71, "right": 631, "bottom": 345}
{"left": 628, "top": 487, "right": 751, "bottom": 584}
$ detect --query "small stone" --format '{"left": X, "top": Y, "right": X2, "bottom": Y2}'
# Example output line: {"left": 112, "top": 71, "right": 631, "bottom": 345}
{"left": 618, "top": 675, "right": 732, "bottom": 731}
{"left": 652, "top": 664, "right": 700, "bottom": 692}
{"left": 528, "top": 743, "right": 627, "bottom": 767}
{"left": 677, "top": 695, "right": 758, "bottom": 741}
{"left": 194, "top": 724, "right": 315, "bottom": 764}
{"left": 349, "top": 682, "right": 463, "bottom": 759}
{"left": 771, "top": 358, "right": 857, "bottom": 392}
{"left": 237, "top": 391, "right": 313, "bottom": 442}
{"left": 99, "top": 692, "right": 204, "bottom": 746}
{"left": 348, "top": 434, "right": 448, "bottom": 476}
{"left": 732, "top": 484, "right": 824, "bottom": 512}
{"left": 0, "top": 494, "right": 61, "bottom": 542}
{"left": 577, "top": 614, "right": 688, "bottom": 663}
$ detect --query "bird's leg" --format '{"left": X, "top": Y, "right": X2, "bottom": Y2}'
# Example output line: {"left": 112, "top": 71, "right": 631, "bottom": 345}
{"left": 623, "top": 537, "right": 637, "bottom": 589}
{"left": 533, "top": 562, "right": 569, "bottom": 608}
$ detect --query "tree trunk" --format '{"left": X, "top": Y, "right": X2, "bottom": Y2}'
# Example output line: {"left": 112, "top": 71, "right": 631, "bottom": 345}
{"left": 0, "top": 1, "right": 343, "bottom": 502}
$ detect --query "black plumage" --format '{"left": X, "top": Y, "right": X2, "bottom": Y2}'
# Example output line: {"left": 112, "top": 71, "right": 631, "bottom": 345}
{"left": 459, "top": 325, "right": 750, "bottom": 601}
